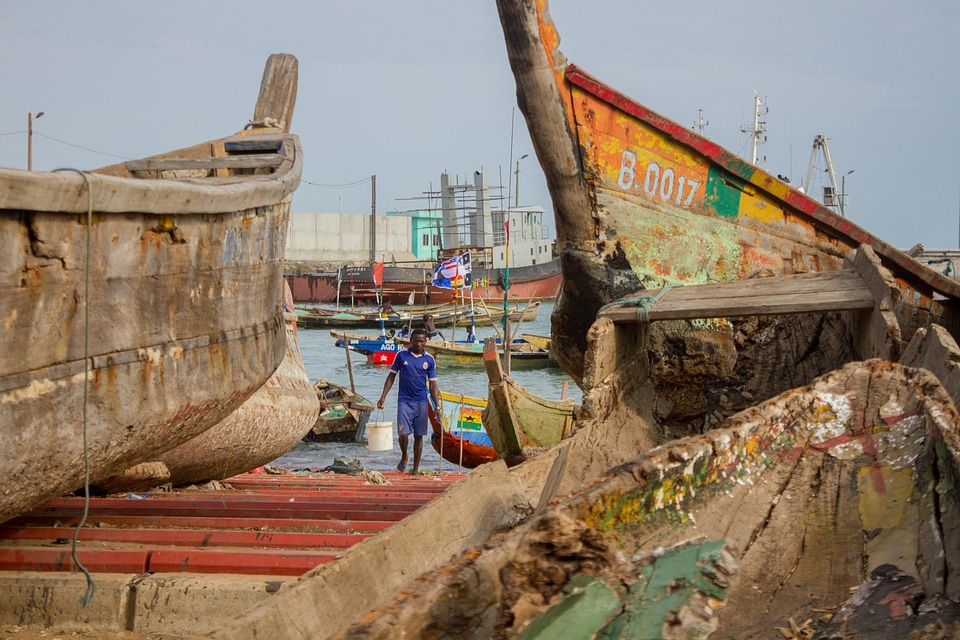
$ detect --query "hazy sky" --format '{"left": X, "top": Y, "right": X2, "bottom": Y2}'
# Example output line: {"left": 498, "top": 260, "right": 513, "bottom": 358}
{"left": 2, "top": 1, "right": 958, "bottom": 249}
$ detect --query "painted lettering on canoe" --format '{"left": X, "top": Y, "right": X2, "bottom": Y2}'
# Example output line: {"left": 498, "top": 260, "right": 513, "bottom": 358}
{"left": 617, "top": 152, "right": 701, "bottom": 207}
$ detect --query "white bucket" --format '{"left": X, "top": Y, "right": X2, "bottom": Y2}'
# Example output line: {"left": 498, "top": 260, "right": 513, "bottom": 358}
{"left": 367, "top": 422, "right": 394, "bottom": 451}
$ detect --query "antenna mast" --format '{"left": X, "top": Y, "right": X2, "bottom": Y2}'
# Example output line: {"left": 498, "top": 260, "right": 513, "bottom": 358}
{"left": 740, "top": 92, "right": 768, "bottom": 166}
{"left": 692, "top": 109, "right": 709, "bottom": 137}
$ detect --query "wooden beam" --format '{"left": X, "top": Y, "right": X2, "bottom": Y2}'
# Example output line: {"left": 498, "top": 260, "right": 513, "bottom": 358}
{"left": 125, "top": 154, "right": 284, "bottom": 173}
{"left": 598, "top": 269, "right": 875, "bottom": 323}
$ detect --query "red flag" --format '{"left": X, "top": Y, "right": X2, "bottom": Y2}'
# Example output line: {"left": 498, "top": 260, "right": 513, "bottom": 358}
{"left": 372, "top": 262, "right": 384, "bottom": 287}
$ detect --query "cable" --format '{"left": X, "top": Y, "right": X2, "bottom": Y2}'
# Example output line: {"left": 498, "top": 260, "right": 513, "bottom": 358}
{"left": 52, "top": 168, "right": 97, "bottom": 609}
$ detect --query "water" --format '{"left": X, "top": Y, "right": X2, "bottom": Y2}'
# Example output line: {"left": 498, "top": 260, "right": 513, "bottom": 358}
{"left": 270, "top": 300, "right": 578, "bottom": 473}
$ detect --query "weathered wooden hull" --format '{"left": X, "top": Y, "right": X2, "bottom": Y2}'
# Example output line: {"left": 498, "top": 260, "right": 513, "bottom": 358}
{"left": 0, "top": 55, "right": 302, "bottom": 522}
{"left": 157, "top": 288, "right": 320, "bottom": 486}
{"left": 295, "top": 307, "right": 472, "bottom": 330}
{"left": 307, "top": 380, "right": 375, "bottom": 443}
{"left": 330, "top": 360, "right": 960, "bottom": 638}
{"left": 497, "top": 0, "right": 960, "bottom": 385}
{"left": 337, "top": 259, "right": 562, "bottom": 306}
{"left": 482, "top": 339, "right": 575, "bottom": 464}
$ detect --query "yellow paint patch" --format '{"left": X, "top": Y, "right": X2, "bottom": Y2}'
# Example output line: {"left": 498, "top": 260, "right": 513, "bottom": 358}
{"left": 857, "top": 465, "right": 920, "bottom": 580}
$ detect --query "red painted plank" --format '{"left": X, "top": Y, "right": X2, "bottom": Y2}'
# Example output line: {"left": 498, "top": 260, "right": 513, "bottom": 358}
{"left": 0, "top": 547, "right": 150, "bottom": 573}
{"left": 147, "top": 548, "right": 338, "bottom": 576}
{"left": 3, "top": 515, "right": 394, "bottom": 533}
{"left": 0, "top": 526, "right": 371, "bottom": 549}
{"left": 27, "top": 504, "right": 419, "bottom": 521}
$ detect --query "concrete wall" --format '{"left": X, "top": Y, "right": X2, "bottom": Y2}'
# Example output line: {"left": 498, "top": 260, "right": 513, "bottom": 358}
{"left": 285, "top": 212, "right": 413, "bottom": 264}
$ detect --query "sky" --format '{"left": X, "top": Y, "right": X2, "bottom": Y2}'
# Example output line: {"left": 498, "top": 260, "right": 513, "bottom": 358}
{"left": 2, "top": 1, "right": 959, "bottom": 249}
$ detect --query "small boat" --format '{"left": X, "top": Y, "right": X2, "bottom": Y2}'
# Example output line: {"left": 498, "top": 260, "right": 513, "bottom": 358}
{"left": 439, "top": 390, "right": 493, "bottom": 449}
{"left": 294, "top": 306, "right": 473, "bottom": 330}
{"left": 331, "top": 358, "right": 960, "bottom": 637}
{"left": 155, "top": 282, "right": 320, "bottom": 486}
{"left": 428, "top": 395, "right": 498, "bottom": 470}
{"left": 306, "top": 380, "right": 376, "bottom": 443}
{"left": 481, "top": 338, "right": 575, "bottom": 465}
{"left": 0, "top": 54, "right": 301, "bottom": 523}
{"left": 330, "top": 330, "right": 403, "bottom": 365}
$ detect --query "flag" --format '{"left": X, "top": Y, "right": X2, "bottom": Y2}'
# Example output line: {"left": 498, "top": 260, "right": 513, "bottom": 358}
{"left": 372, "top": 262, "right": 384, "bottom": 288}
{"left": 432, "top": 252, "right": 472, "bottom": 290}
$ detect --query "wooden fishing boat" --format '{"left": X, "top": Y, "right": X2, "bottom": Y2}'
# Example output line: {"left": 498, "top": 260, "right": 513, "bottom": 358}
{"left": 0, "top": 54, "right": 301, "bottom": 523}
{"left": 439, "top": 390, "right": 493, "bottom": 449}
{"left": 329, "top": 358, "right": 960, "bottom": 638}
{"left": 154, "top": 282, "right": 320, "bottom": 486}
{"left": 294, "top": 306, "right": 472, "bottom": 330}
{"left": 498, "top": 0, "right": 960, "bottom": 378}
{"left": 420, "top": 338, "right": 553, "bottom": 369}
{"left": 306, "top": 380, "right": 376, "bottom": 443}
{"left": 482, "top": 339, "right": 575, "bottom": 465}
{"left": 428, "top": 396, "right": 498, "bottom": 470}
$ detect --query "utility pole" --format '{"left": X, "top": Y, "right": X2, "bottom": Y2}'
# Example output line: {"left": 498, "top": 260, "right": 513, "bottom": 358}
{"left": 369, "top": 175, "right": 377, "bottom": 263}
{"left": 28, "top": 111, "right": 44, "bottom": 171}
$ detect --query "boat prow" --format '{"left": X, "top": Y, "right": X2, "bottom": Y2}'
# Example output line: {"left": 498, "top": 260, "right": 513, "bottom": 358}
{"left": 0, "top": 54, "right": 302, "bottom": 522}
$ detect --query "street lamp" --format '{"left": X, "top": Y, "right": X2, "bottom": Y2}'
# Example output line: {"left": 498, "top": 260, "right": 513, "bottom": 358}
{"left": 28, "top": 111, "right": 44, "bottom": 171}
{"left": 840, "top": 169, "right": 854, "bottom": 217}
{"left": 514, "top": 154, "right": 528, "bottom": 208}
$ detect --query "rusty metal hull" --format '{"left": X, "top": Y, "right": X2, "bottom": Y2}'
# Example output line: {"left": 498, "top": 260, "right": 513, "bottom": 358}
{"left": 497, "top": 0, "right": 960, "bottom": 383}
{"left": 0, "top": 58, "right": 303, "bottom": 522}
{"left": 158, "top": 295, "right": 321, "bottom": 487}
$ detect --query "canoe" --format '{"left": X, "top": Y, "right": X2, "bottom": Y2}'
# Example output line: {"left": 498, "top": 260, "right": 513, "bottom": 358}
{"left": 0, "top": 54, "right": 301, "bottom": 523}
{"left": 439, "top": 390, "right": 493, "bottom": 449}
{"left": 294, "top": 307, "right": 473, "bottom": 330}
{"left": 306, "top": 380, "right": 376, "bottom": 443}
{"left": 330, "top": 330, "right": 403, "bottom": 366}
{"left": 330, "top": 359, "right": 960, "bottom": 638}
{"left": 155, "top": 282, "right": 321, "bottom": 486}
{"left": 497, "top": 0, "right": 960, "bottom": 393}
{"left": 428, "top": 395, "right": 498, "bottom": 470}
{"left": 481, "top": 338, "right": 575, "bottom": 465}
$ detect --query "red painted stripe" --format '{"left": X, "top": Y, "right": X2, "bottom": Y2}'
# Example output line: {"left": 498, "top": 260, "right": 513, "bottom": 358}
{"left": 26, "top": 505, "right": 416, "bottom": 522}
{"left": 3, "top": 515, "right": 393, "bottom": 533}
{"left": 0, "top": 547, "right": 150, "bottom": 573}
{"left": 147, "top": 548, "right": 337, "bottom": 576}
{"left": 0, "top": 526, "right": 371, "bottom": 549}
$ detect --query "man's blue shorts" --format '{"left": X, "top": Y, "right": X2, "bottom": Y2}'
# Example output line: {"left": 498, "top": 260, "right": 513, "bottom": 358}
{"left": 397, "top": 400, "right": 429, "bottom": 437}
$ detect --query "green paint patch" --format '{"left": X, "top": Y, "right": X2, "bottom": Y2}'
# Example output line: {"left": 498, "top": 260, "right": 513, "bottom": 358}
{"left": 703, "top": 165, "right": 744, "bottom": 219}
{"left": 520, "top": 541, "right": 734, "bottom": 640}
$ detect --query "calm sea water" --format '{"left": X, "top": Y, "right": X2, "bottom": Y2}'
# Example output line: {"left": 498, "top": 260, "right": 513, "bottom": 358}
{"left": 270, "top": 300, "right": 579, "bottom": 473}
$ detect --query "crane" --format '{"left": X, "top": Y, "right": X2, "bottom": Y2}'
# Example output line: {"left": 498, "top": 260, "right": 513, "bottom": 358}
{"left": 804, "top": 135, "right": 844, "bottom": 213}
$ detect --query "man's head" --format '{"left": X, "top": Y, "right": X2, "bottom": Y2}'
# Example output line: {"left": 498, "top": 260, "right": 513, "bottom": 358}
{"left": 410, "top": 328, "right": 428, "bottom": 353}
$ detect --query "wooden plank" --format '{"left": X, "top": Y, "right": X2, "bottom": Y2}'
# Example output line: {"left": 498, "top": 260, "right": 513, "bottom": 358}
{"left": 125, "top": 153, "right": 284, "bottom": 172}
{"left": 850, "top": 244, "right": 902, "bottom": 360}
{"left": 252, "top": 53, "right": 298, "bottom": 133}
{"left": 599, "top": 269, "right": 875, "bottom": 323}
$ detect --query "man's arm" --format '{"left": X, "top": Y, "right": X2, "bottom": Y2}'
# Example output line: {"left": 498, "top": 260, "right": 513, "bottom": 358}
{"left": 429, "top": 379, "right": 440, "bottom": 409}
{"left": 377, "top": 371, "right": 396, "bottom": 409}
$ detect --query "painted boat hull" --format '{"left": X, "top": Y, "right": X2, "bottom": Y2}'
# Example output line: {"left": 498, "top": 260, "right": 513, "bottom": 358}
{"left": 0, "top": 55, "right": 302, "bottom": 522}
{"left": 294, "top": 308, "right": 472, "bottom": 330}
{"left": 332, "top": 360, "right": 960, "bottom": 637}
{"left": 336, "top": 259, "right": 562, "bottom": 306}
{"left": 497, "top": 0, "right": 960, "bottom": 385}
{"left": 157, "top": 286, "right": 320, "bottom": 486}
{"left": 428, "top": 397, "right": 497, "bottom": 470}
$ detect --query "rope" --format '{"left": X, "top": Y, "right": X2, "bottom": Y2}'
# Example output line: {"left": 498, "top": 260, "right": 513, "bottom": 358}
{"left": 598, "top": 284, "right": 678, "bottom": 323}
{"left": 53, "top": 168, "right": 96, "bottom": 608}
{"left": 243, "top": 117, "right": 281, "bottom": 130}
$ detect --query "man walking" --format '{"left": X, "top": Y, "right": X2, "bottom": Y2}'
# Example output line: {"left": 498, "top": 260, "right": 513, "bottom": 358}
{"left": 377, "top": 328, "right": 439, "bottom": 474}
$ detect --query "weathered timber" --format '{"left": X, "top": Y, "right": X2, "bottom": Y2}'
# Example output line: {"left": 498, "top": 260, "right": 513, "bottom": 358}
{"left": 125, "top": 153, "right": 284, "bottom": 172}
{"left": 327, "top": 360, "right": 960, "bottom": 639}
{"left": 598, "top": 269, "right": 874, "bottom": 323}
{"left": 901, "top": 324, "right": 960, "bottom": 407}
{"left": 252, "top": 52, "right": 298, "bottom": 133}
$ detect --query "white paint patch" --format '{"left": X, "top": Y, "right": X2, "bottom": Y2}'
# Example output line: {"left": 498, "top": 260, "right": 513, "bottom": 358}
{"left": 807, "top": 392, "right": 853, "bottom": 444}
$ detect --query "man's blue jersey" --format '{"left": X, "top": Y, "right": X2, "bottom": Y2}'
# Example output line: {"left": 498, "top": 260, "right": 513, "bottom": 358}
{"left": 390, "top": 349, "right": 437, "bottom": 402}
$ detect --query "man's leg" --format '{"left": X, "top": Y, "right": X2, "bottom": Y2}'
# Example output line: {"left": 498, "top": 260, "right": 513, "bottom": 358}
{"left": 412, "top": 435, "right": 423, "bottom": 474}
{"left": 398, "top": 434, "right": 409, "bottom": 472}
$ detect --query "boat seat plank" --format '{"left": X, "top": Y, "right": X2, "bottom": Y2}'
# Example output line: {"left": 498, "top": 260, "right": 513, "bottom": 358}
{"left": 223, "top": 138, "right": 285, "bottom": 153}
{"left": 599, "top": 269, "right": 876, "bottom": 323}
{"left": 125, "top": 153, "right": 284, "bottom": 172}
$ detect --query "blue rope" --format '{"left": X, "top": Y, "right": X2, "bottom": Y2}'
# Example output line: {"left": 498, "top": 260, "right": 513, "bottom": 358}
{"left": 599, "top": 284, "right": 677, "bottom": 323}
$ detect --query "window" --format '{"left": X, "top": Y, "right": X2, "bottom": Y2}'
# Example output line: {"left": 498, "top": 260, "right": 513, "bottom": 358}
{"left": 422, "top": 233, "right": 430, "bottom": 246}
{"left": 432, "top": 234, "right": 440, "bottom": 247}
